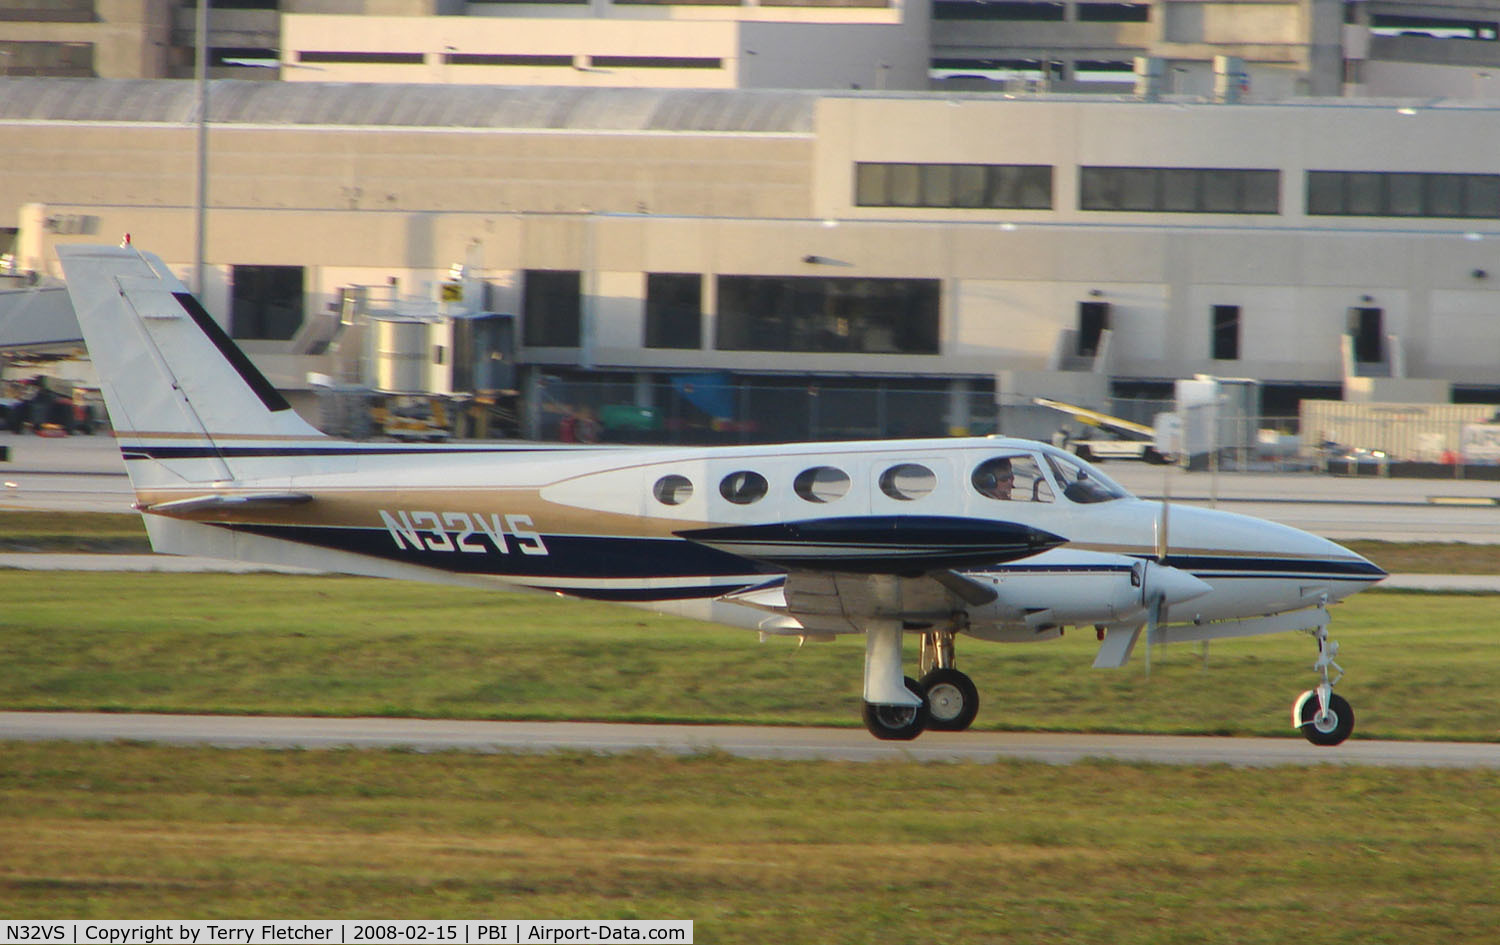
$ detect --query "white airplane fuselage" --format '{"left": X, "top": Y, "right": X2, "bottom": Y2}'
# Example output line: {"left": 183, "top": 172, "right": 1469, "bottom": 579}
{"left": 126, "top": 437, "right": 1381, "bottom": 636}
{"left": 57, "top": 243, "right": 1385, "bottom": 743}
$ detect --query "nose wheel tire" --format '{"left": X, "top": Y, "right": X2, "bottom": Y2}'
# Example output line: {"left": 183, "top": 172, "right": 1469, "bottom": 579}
{"left": 862, "top": 676, "right": 930, "bottom": 741}
{"left": 919, "top": 668, "right": 979, "bottom": 732}
{"left": 1297, "top": 691, "right": 1354, "bottom": 746}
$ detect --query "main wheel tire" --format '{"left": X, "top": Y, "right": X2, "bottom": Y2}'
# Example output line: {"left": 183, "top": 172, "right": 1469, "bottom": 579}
{"left": 920, "top": 667, "right": 979, "bottom": 732}
{"left": 1298, "top": 691, "right": 1354, "bottom": 746}
{"left": 862, "top": 676, "right": 929, "bottom": 741}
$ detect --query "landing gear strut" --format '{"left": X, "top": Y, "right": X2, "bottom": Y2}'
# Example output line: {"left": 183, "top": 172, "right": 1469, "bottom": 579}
{"left": 861, "top": 619, "right": 981, "bottom": 740}
{"left": 1293, "top": 623, "right": 1354, "bottom": 746}
{"left": 919, "top": 628, "right": 979, "bottom": 732}
{"left": 862, "top": 676, "right": 929, "bottom": 741}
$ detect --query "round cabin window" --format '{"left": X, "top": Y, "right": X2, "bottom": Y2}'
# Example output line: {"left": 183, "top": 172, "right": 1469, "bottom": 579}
{"left": 878, "top": 463, "right": 936, "bottom": 501}
{"left": 652, "top": 474, "right": 694, "bottom": 506}
{"left": 719, "top": 470, "right": 769, "bottom": 505}
{"left": 793, "top": 466, "right": 851, "bottom": 503}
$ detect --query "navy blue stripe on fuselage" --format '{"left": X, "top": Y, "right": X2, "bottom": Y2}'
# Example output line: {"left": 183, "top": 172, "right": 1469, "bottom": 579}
{"left": 226, "top": 522, "right": 773, "bottom": 581}
{"left": 531, "top": 584, "right": 752, "bottom": 602}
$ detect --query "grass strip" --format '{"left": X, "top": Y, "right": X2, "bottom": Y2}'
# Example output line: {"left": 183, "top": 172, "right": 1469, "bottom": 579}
{"left": 2, "top": 741, "right": 1498, "bottom": 943}
{"left": 2, "top": 572, "right": 1497, "bottom": 741}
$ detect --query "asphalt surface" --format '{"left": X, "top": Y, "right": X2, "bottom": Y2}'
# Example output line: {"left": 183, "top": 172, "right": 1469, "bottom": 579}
{"left": 5, "top": 712, "right": 1498, "bottom": 768}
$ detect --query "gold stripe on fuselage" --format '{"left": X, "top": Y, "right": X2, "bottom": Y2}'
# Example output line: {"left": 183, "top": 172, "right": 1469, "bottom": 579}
{"left": 132, "top": 486, "right": 708, "bottom": 540}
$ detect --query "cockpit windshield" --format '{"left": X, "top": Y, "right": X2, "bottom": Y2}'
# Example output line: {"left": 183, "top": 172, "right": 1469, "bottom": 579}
{"left": 1041, "top": 448, "right": 1131, "bottom": 504}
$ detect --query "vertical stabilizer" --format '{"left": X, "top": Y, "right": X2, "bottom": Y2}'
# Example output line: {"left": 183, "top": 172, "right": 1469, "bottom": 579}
{"left": 58, "top": 244, "right": 327, "bottom": 485}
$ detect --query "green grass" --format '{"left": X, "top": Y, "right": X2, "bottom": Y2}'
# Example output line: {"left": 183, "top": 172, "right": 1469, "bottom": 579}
{"left": 0, "top": 510, "right": 149, "bottom": 552}
{"left": 2, "top": 521, "right": 1497, "bottom": 938}
{"left": 1, "top": 572, "right": 1497, "bottom": 740}
{"left": 3, "top": 742, "right": 1498, "bottom": 942}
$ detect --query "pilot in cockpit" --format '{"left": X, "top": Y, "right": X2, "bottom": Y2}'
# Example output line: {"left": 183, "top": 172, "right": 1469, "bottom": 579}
{"left": 973, "top": 457, "right": 1015, "bottom": 500}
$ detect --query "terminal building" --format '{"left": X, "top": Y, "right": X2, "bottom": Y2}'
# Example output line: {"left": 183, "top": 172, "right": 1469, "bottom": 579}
{"left": 15, "top": 0, "right": 1500, "bottom": 101}
{"left": 4, "top": 2, "right": 1500, "bottom": 441}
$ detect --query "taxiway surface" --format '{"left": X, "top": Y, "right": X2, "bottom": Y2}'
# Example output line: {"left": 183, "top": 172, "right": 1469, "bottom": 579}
{"left": 4, "top": 712, "right": 1498, "bottom": 768}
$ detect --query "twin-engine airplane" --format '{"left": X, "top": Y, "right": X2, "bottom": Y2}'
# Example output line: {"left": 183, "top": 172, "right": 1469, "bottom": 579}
{"left": 59, "top": 244, "right": 1386, "bottom": 743}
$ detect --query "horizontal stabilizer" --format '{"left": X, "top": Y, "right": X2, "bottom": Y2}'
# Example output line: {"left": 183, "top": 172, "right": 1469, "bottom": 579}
{"left": 139, "top": 492, "right": 314, "bottom": 516}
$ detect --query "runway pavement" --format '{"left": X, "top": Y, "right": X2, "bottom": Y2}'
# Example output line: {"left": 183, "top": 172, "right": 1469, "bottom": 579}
{"left": 3, "top": 711, "right": 1497, "bottom": 768}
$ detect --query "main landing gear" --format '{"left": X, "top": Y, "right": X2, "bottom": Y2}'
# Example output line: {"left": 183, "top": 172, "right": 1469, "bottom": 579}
{"left": 1293, "top": 623, "right": 1354, "bottom": 747}
{"left": 861, "top": 625, "right": 980, "bottom": 741}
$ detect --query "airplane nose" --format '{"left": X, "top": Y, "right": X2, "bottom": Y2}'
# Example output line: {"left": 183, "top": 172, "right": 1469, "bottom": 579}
{"left": 1346, "top": 547, "right": 1388, "bottom": 581}
{"left": 1145, "top": 562, "right": 1213, "bottom": 606}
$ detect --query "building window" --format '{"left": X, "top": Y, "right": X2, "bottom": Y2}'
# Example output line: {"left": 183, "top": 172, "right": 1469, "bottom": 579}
{"left": 1306, "top": 171, "right": 1500, "bottom": 218}
{"left": 297, "top": 51, "right": 426, "bottom": 64}
{"left": 1348, "top": 307, "right": 1384, "bottom": 363}
{"left": 1077, "top": 301, "right": 1109, "bottom": 357}
{"left": 230, "top": 265, "right": 303, "bottom": 341}
{"left": 715, "top": 276, "right": 940, "bottom": 354}
{"left": 855, "top": 163, "right": 1052, "bottom": 209}
{"left": 0, "top": 1, "right": 94, "bottom": 22}
{"left": 644, "top": 274, "right": 703, "bottom": 349}
{"left": 1211, "top": 305, "right": 1240, "bottom": 360}
{"left": 444, "top": 53, "right": 574, "bottom": 67}
{"left": 0, "top": 40, "right": 94, "bottom": 77}
{"left": 1370, "top": 13, "right": 1498, "bottom": 40}
{"left": 933, "top": 1, "right": 1065, "bottom": 20}
{"left": 588, "top": 56, "right": 722, "bottom": 69}
{"left": 930, "top": 57, "right": 1064, "bottom": 85}
{"left": 1080, "top": 167, "right": 1280, "bottom": 213}
{"left": 523, "top": 270, "right": 581, "bottom": 348}
{"left": 1076, "top": 3, "right": 1149, "bottom": 22}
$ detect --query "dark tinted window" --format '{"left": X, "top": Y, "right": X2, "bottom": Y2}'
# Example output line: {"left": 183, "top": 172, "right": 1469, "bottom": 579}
{"left": 523, "top": 270, "right": 581, "bottom": 347}
{"left": 716, "top": 276, "right": 939, "bottom": 354}
{"left": 645, "top": 273, "right": 702, "bottom": 349}
{"left": 230, "top": 265, "right": 303, "bottom": 341}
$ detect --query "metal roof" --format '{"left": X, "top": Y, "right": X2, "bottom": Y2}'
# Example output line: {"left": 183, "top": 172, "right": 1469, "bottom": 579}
{"left": 0, "top": 78, "right": 816, "bottom": 133}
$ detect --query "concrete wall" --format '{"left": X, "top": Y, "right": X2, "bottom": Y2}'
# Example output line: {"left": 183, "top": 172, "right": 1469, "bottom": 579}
{"left": 2, "top": 0, "right": 172, "bottom": 78}
{"left": 280, "top": 9, "right": 923, "bottom": 90}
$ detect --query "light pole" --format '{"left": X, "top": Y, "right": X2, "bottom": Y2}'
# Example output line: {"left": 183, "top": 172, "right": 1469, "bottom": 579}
{"left": 193, "top": 0, "right": 208, "bottom": 296}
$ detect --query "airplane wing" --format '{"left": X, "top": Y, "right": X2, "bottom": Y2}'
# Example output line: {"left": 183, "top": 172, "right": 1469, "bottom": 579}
{"left": 720, "top": 570, "right": 970, "bottom": 636}
{"left": 1033, "top": 397, "right": 1155, "bottom": 440}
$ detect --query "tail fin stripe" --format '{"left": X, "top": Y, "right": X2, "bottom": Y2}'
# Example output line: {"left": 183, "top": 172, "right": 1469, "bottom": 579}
{"left": 172, "top": 291, "right": 292, "bottom": 413}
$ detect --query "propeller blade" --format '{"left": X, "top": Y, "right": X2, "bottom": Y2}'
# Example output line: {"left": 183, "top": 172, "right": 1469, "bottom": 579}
{"left": 1155, "top": 469, "right": 1171, "bottom": 564}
